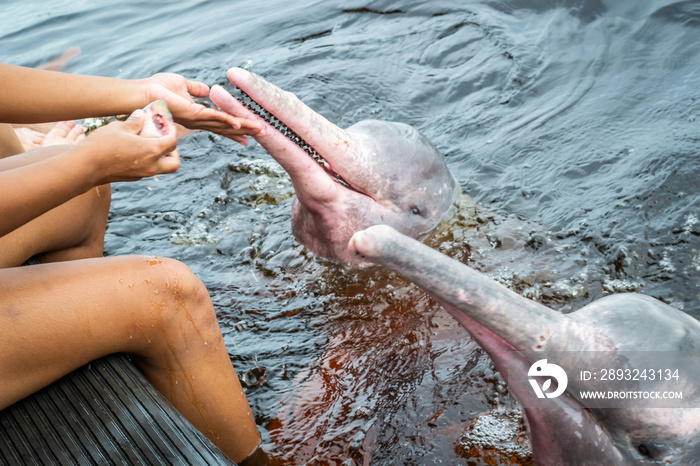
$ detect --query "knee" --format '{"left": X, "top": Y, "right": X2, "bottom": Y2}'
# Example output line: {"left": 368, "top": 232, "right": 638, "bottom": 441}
{"left": 93, "top": 183, "right": 111, "bottom": 215}
{"left": 86, "top": 183, "right": 111, "bottom": 234}
{"left": 140, "top": 257, "right": 221, "bottom": 342}
{"left": 64, "top": 183, "right": 111, "bottom": 257}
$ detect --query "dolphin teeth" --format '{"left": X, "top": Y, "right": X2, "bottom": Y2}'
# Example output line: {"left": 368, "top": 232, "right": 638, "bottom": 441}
{"left": 232, "top": 85, "right": 356, "bottom": 191}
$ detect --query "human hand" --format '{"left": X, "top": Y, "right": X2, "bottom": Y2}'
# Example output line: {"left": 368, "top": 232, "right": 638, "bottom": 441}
{"left": 143, "top": 73, "right": 264, "bottom": 145}
{"left": 81, "top": 109, "right": 180, "bottom": 184}
{"left": 43, "top": 121, "right": 86, "bottom": 147}
{"left": 14, "top": 121, "right": 86, "bottom": 151}
{"left": 13, "top": 126, "right": 45, "bottom": 152}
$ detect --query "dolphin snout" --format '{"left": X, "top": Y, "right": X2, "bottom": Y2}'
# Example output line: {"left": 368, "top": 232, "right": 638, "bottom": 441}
{"left": 348, "top": 225, "right": 397, "bottom": 259}
{"left": 348, "top": 230, "right": 370, "bottom": 259}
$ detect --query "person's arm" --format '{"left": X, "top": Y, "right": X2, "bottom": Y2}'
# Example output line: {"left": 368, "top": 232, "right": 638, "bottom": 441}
{"left": 0, "top": 110, "right": 178, "bottom": 237}
{"left": 0, "top": 63, "right": 263, "bottom": 143}
{"left": 0, "top": 64, "right": 144, "bottom": 123}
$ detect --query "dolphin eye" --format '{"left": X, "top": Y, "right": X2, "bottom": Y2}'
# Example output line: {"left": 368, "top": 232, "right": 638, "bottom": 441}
{"left": 637, "top": 444, "right": 652, "bottom": 458}
{"left": 411, "top": 206, "right": 421, "bottom": 215}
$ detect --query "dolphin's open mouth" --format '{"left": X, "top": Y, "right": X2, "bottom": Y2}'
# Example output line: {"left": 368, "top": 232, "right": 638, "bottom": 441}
{"left": 231, "top": 85, "right": 362, "bottom": 193}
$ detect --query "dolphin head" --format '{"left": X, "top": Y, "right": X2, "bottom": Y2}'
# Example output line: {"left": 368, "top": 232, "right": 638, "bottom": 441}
{"left": 348, "top": 225, "right": 700, "bottom": 464}
{"left": 210, "top": 68, "right": 458, "bottom": 263}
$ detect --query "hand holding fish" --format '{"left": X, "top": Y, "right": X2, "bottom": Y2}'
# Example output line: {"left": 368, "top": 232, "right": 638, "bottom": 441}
{"left": 80, "top": 108, "right": 180, "bottom": 184}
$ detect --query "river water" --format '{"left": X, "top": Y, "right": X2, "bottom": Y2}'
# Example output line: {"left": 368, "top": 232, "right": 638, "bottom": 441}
{"left": 2, "top": 0, "right": 698, "bottom": 464}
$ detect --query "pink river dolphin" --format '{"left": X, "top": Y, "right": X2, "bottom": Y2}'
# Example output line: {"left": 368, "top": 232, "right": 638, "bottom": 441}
{"left": 210, "top": 67, "right": 459, "bottom": 263}
{"left": 349, "top": 225, "right": 700, "bottom": 465}
{"left": 210, "top": 67, "right": 700, "bottom": 463}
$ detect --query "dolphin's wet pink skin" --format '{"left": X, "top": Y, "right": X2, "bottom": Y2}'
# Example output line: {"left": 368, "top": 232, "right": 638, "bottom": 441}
{"left": 349, "top": 225, "right": 700, "bottom": 465}
{"left": 210, "top": 68, "right": 459, "bottom": 263}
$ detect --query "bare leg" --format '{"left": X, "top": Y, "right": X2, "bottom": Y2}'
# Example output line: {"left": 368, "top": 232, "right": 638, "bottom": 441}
{"left": 0, "top": 145, "right": 110, "bottom": 267}
{"left": 0, "top": 185, "right": 110, "bottom": 267}
{"left": 0, "top": 256, "right": 261, "bottom": 462}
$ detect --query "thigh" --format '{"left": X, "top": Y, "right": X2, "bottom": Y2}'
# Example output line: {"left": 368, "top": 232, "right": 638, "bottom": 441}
{"left": 0, "top": 145, "right": 111, "bottom": 267}
{"left": 0, "top": 184, "right": 110, "bottom": 267}
{"left": 0, "top": 256, "right": 180, "bottom": 409}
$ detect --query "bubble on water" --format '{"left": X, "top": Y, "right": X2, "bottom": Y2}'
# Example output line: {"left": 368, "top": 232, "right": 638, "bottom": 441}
{"left": 603, "top": 278, "right": 644, "bottom": 294}
{"left": 456, "top": 408, "right": 533, "bottom": 465}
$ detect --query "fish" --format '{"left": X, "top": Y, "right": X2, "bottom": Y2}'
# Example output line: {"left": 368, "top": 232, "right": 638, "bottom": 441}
{"left": 139, "top": 99, "right": 174, "bottom": 137}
